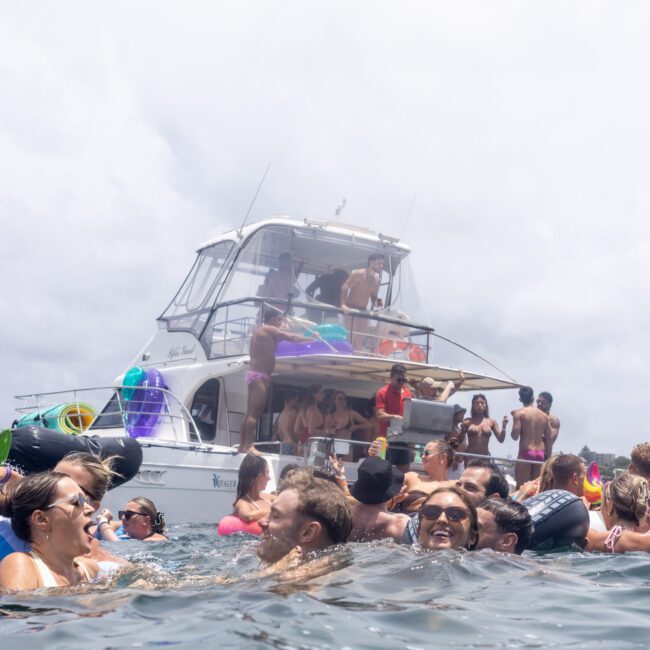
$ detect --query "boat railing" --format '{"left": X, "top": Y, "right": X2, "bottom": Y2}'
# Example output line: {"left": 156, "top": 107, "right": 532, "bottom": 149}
{"left": 200, "top": 296, "right": 434, "bottom": 362}
{"left": 13, "top": 385, "right": 205, "bottom": 446}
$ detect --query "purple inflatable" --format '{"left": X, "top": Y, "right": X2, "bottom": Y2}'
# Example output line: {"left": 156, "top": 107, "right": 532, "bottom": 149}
{"left": 276, "top": 339, "right": 354, "bottom": 357}
{"left": 126, "top": 368, "right": 166, "bottom": 438}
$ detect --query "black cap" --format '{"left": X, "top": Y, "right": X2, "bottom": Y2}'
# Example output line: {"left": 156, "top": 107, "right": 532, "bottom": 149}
{"left": 350, "top": 456, "right": 404, "bottom": 505}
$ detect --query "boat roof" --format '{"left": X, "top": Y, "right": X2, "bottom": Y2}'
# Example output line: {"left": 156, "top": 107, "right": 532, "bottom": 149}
{"left": 273, "top": 354, "right": 520, "bottom": 391}
{"left": 196, "top": 216, "right": 412, "bottom": 255}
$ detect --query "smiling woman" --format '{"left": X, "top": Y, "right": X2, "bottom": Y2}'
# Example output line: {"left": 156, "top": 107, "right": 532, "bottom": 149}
{"left": 417, "top": 486, "right": 479, "bottom": 551}
{"left": 0, "top": 472, "right": 99, "bottom": 590}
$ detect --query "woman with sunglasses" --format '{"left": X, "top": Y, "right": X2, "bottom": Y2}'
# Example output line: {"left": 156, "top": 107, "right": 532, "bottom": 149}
{"left": 417, "top": 486, "right": 479, "bottom": 551}
{"left": 0, "top": 471, "right": 99, "bottom": 590}
{"left": 102, "top": 497, "right": 168, "bottom": 542}
{"left": 459, "top": 394, "right": 505, "bottom": 457}
{"left": 396, "top": 440, "right": 456, "bottom": 514}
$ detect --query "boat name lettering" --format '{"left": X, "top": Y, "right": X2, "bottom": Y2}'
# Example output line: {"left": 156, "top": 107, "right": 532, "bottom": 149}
{"left": 168, "top": 345, "right": 196, "bottom": 360}
{"left": 212, "top": 473, "right": 237, "bottom": 489}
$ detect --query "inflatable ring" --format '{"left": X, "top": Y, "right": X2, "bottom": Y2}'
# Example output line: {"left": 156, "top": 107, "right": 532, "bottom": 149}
{"left": 15, "top": 403, "right": 97, "bottom": 435}
{"left": 217, "top": 515, "right": 262, "bottom": 536}
{"left": 408, "top": 344, "right": 426, "bottom": 363}
{"left": 126, "top": 368, "right": 165, "bottom": 438}
{"left": 277, "top": 339, "right": 354, "bottom": 357}
{"left": 583, "top": 461, "right": 603, "bottom": 506}
{"left": 378, "top": 338, "right": 408, "bottom": 357}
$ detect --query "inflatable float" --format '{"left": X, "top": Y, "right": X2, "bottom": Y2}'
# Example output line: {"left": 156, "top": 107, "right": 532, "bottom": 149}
{"left": 523, "top": 489, "right": 590, "bottom": 551}
{"left": 7, "top": 425, "right": 143, "bottom": 488}
{"left": 123, "top": 366, "right": 166, "bottom": 438}
{"left": 217, "top": 515, "right": 262, "bottom": 536}
{"left": 14, "top": 402, "right": 97, "bottom": 435}
{"left": 583, "top": 462, "right": 603, "bottom": 507}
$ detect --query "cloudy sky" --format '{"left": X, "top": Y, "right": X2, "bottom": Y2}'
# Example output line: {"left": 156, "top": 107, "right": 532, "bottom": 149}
{"left": 2, "top": 2, "right": 648, "bottom": 458}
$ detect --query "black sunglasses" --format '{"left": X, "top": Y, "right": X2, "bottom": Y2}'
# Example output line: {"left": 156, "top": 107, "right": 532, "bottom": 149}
{"left": 420, "top": 504, "right": 470, "bottom": 522}
{"left": 395, "top": 376, "right": 407, "bottom": 383}
{"left": 119, "top": 510, "right": 147, "bottom": 521}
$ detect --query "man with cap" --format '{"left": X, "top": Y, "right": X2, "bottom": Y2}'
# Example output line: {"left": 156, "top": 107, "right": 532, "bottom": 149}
{"left": 416, "top": 371, "right": 465, "bottom": 403}
{"left": 349, "top": 457, "right": 410, "bottom": 543}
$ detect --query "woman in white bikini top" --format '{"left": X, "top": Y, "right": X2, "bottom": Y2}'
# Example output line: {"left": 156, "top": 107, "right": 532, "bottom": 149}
{"left": 0, "top": 472, "right": 99, "bottom": 590}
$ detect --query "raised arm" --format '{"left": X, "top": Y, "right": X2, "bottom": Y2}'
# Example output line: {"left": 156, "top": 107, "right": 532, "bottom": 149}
{"left": 492, "top": 418, "right": 505, "bottom": 443}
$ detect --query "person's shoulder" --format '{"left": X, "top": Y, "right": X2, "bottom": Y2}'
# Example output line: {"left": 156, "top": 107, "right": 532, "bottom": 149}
{"left": 403, "top": 387, "right": 413, "bottom": 397}
{"left": 0, "top": 550, "right": 33, "bottom": 569}
{"left": 0, "top": 551, "right": 38, "bottom": 587}
{"left": 375, "top": 385, "right": 388, "bottom": 397}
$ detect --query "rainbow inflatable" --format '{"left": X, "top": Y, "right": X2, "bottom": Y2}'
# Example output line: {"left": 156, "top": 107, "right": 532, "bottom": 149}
{"left": 583, "top": 461, "right": 603, "bottom": 507}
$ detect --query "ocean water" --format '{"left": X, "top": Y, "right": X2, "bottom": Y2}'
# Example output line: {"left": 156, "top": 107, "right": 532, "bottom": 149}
{"left": 1, "top": 525, "right": 649, "bottom": 649}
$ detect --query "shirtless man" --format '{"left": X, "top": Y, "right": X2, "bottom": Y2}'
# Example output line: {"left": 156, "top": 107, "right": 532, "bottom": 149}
{"left": 273, "top": 390, "right": 301, "bottom": 455}
{"left": 240, "top": 310, "right": 317, "bottom": 453}
{"left": 536, "top": 391, "right": 560, "bottom": 445}
{"left": 506, "top": 386, "right": 552, "bottom": 488}
{"left": 348, "top": 457, "right": 409, "bottom": 543}
{"left": 340, "top": 254, "right": 384, "bottom": 349}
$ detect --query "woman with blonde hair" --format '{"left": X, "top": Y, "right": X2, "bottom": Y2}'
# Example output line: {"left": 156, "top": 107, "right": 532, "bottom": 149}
{"left": 587, "top": 472, "right": 649, "bottom": 553}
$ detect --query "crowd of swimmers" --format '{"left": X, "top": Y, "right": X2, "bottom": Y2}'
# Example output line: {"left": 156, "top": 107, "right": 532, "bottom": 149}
{"left": 2, "top": 438, "right": 650, "bottom": 592}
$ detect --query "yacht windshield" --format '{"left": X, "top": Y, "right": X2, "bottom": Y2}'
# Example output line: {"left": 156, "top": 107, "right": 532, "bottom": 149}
{"left": 160, "top": 240, "right": 235, "bottom": 336}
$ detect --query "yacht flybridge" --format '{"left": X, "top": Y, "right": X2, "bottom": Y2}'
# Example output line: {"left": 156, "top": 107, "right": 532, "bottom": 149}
{"left": 13, "top": 217, "right": 520, "bottom": 522}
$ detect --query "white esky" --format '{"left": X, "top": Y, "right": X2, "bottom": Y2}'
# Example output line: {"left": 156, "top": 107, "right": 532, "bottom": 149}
{"left": 2, "top": 2, "right": 648, "bottom": 458}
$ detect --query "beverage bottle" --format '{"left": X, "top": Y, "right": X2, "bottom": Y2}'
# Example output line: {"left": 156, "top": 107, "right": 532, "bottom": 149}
{"left": 376, "top": 436, "right": 387, "bottom": 460}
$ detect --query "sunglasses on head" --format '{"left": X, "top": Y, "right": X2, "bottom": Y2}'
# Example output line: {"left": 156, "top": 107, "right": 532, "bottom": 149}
{"left": 119, "top": 510, "right": 147, "bottom": 521}
{"left": 420, "top": 504, "right": 470, "bottom": 522}
{"left": 46, "top": 492, "right": 90, "bottom": 510}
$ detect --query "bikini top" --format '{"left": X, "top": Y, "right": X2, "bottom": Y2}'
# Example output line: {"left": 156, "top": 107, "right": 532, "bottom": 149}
{"left": 334, "top": 409, "right": 353, "bottom": 432}
{"left": 604, "top": 525, "right": 624, "bottom": 553}
{"left": 30, "top": 551, "right": 91, "bottom": 588}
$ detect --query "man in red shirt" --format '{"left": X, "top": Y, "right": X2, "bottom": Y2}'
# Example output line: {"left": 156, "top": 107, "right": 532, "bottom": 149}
{"left": 375, "top": 364, "right": 413, "bottom": 472}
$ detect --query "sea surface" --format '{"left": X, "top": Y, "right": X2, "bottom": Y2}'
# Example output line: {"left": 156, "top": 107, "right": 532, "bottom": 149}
{"left": 1, "top": 525, "right": 649, "bottom": 649}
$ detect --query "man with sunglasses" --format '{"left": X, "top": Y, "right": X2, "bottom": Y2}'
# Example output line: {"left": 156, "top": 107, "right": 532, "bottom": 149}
{"left": 374, "top": 364, "right": 413, "bottom": 472}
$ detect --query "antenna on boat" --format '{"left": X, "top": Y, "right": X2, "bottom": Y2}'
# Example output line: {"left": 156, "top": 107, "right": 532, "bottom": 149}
{"left": 334, "top": 197, "right": 347, "bottom": 221}
{"left": 399, "top": 194, "right": 416, "bottom": 239}
{"left": 237, "top": 162, "right": 271, "bottom": 237}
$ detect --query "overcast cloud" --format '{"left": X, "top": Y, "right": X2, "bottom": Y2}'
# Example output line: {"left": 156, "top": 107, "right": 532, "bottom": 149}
{"left": 1, "top": 1, "right": 648, "bottom": 457}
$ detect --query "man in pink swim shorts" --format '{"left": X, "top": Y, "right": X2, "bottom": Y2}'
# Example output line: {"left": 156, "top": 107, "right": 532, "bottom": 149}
{"left": 503, "top": 386, "right": 552, "bottom": 488}
{"left": 240, "top": 308, "right": 317, "bottom": 454}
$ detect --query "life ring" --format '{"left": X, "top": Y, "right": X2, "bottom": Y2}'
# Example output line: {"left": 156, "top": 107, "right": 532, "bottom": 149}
{"left": 217, "top": 515, "right": 262, "bottom": 536}
{"left": 408, "top": 344, "right": 426, "bottom": 362}
{"left": 125, "top": 367, "right": 165, "bottom": 438}
{"left": 378, "top": 338, "right": 408, "bottom": 357}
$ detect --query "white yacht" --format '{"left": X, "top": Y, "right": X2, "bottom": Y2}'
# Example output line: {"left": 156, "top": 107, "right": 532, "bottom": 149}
{"left": 13, "top": 217, "right": 519, "bottom": 523}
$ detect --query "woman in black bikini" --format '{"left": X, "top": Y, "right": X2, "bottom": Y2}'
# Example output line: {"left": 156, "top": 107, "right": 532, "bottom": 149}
{"left": 459, "top": 394, "right": 505, "bottom": 457}
{"left": 326, "top": 391, "right": 370, "bottom": 442}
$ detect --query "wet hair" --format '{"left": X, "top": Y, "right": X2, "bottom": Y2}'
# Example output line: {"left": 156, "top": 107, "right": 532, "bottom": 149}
{"left": 390, "top": 364, "right": 407, "bottom": 377}
{"left": 551, "top": 454, "right": 583, "bottom": 491}
{"left": 57, "top": 452, "right": 120, "bottom": 501}
{"left": 630, "top": 443, "right": 650, "bottom": 480}
{"left": 129, "top": 496, "right": 165, "bottom": 534}
{"left": 234, "top": 453, "right": 268, "bottom": 506}
{"left": 420, "top": 486, "right": 479, "bottom": 550}
{"left": 480, "top": 497, "right": 533, "bottom": 554}
{"left": 518, "top": 386, "right": 534, "bottom": 405}
{"left": 262, "top": 307, "right": 283, "bottom": 324}
{"left": 279, "top": 463, "right": 300, "bottom": 482}
{"left": 604, "top": 472, "right": 649, "bottom": 526}
{"left": 426, "top": 439, "right": 455, "bottom": 469}
{"left": 466, "top": 458, "right": 510, "bottom": 500}
{"left": 470, "top": 394, "right": 490, "bottom": 418}
{"left": 279, "top": 471, "right": 353, "bottom": 544}
{"left": 332, "top": 268, "right": 349, "bottom": 281}
{"left": 310, "top": 466, "right": 343, "bottom": 487}
{"left": 367, "top": 253, "right": 384, "bottom": 266}
{"left": 0, "top": 471, "right": 68, "bottom": 542}
{"left": 538, "top": 391, "right": 553, "bottom": 405}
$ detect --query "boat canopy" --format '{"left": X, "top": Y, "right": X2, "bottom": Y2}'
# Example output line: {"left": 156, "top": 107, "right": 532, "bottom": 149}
{"left": 273, "top": 354, "right": 520, "bottom": 391}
